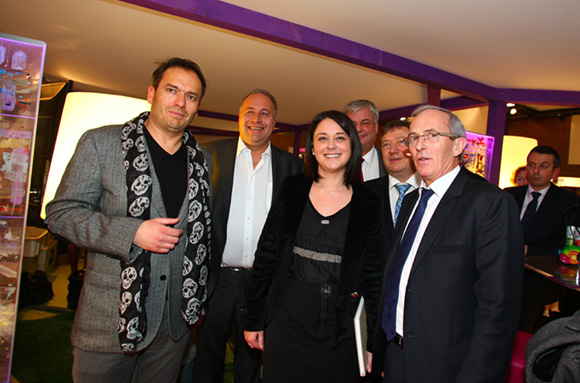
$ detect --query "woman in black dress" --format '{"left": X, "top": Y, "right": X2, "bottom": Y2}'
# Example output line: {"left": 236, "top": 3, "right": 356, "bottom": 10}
{"left": 243, "top": 111, "right": 385, "bottom": 383}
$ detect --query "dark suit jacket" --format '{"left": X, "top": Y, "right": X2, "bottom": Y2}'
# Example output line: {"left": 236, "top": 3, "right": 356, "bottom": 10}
{"left": 504, "top": 183, "right": 579, "bottom": 257}
{"left": 203, "top": 138, "right": 303, "bottom": 296}
{"left": 373, "top": 168, "right": 524, "bottom": 382}
{"left": 365, "top": 175, "right": 395, "bottom": 240}
{"left": 244, "top": 174, "right": 387, "bottom": 349}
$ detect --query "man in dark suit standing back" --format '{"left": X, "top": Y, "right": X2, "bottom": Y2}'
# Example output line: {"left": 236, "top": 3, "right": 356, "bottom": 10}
{"left": 505, "top": 145, "right": 579, "bottom": 331}
{"left": 504, "top": 145, "right": 579, "bottom": 257}
{"left": 366, "top": 120, "right": 421, "bottom": 238}
{"left": 196, "top": 89, "right": 303, "bottom": 383}
{"left": 373, "top": 105, "right": 524, "bottom": 382}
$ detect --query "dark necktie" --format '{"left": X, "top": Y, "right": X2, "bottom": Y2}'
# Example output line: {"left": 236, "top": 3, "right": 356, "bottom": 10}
{"left": 521, "top": 191, "right": 541, "bottom": 233}
{"left": 359, "top": 158, "right": 365, "bottom": 182}
{"left": 382, "top": 188, "right": 434, "bottom": 341}
{"left": 393, "top": 183, "right": 412, "bottom": 224}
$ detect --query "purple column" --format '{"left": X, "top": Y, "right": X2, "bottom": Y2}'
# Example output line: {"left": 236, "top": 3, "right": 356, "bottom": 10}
{"left": 486, "top": 101, "right": 507, "bottom": 185}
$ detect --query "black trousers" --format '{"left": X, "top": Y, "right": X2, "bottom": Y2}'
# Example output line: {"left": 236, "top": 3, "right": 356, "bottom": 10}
{"left": 195, "top": 268, "right": 261, "bottom": 383}
{"left": 383, "top": 340, "right": 404, "bottom": 383}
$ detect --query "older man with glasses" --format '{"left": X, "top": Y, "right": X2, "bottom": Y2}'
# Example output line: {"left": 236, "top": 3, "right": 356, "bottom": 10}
{"left": 371, "top": 105, "right": 524, "bottom": 383}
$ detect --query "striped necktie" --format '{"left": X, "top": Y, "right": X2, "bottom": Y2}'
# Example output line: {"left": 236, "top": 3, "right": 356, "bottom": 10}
{"left": 393, "top": 183, "right": 412, "bottom": 224}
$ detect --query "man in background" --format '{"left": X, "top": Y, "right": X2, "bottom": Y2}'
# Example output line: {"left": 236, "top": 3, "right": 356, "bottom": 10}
{"left": 505, "top": 145, "right": 579, "bottom": 257}
{"left": 344, "top": 99, "right": 386, "bottom": 181}
{"left": 505, "top": 145, "right": 579, "bottom": 332}
{"left": 366, "top": 120, "right": 421, "bottom": 238}
{"left": 196, "top": 89, "right": 303, "bottom": 383}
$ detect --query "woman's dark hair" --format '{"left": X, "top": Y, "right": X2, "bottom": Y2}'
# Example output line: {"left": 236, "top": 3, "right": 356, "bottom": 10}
{"left": 151, "top": 57, "right": 207, "bottom": 101}
{"left": 304, "top": 110, "right": 362, "bottom": 187}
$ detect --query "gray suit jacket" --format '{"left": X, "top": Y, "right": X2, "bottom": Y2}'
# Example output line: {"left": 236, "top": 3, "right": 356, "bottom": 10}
{"left": 45, "top": 124, "right": 212, "bottom": 353}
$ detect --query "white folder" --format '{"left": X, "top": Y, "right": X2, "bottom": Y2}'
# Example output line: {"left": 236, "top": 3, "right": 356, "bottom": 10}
{"left": 353, "top": 296, "right": 367, "bottom": 376}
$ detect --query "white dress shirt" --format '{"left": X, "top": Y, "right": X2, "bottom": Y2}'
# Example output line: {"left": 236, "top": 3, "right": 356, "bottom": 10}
{"left": 388, "top": 173, "right": 422, "bottom": 223}
{"left": 520, "top": 184, "right": 550, "bottom": 219}
{"left": 221, "top": 138, "right": 273, "bottom": 268}
{"left": 396, "top": 166, "right": 460, "bottom": 336}
{"left": 362, "top": 147, "right": 380, "bottom": 181}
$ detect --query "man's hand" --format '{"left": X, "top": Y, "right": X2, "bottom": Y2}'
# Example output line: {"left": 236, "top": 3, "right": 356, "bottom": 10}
{"left": 244, "top": 330, "right": 264, "bottom": 351}
{"left": 133, "top": 218, "right": 182, "bottom": 253}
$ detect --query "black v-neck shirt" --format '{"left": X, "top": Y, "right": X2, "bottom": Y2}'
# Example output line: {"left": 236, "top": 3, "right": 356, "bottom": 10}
{"left": 143, "top": 127, "right": 187, "bottom": 218}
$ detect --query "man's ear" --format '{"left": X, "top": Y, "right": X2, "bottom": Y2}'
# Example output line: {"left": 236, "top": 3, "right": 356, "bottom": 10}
{"left": 552, "top": 167, "right": 561, "bottom": 181}
{"left": 146, "top": 86, "right": 155, "bottom": 104}
{"left": 454, "top": 137, "right": 467, "bottom": 157}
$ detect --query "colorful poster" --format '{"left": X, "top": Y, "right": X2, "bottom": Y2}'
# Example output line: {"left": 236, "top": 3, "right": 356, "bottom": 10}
{"left": 463, "top": 132, "right": 495, "bottom": 180}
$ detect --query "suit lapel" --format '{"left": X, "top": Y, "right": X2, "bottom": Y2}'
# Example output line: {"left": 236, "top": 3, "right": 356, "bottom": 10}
{"left": 530, "top": 184, "right": 557, "bottom": 227}
{"left": 384, "top": 189, "right": 418, "bottom": 275}
{"left": 381, "top": 179, "right": 395, "bottom": 235}
{"left": 271, "top": 147, "right": 283, "bottom": 198}
{"left": 514, "top": 186, "right": 526, "bottom": 210}
{"left": 376, "top": 147, "right": 387, "bottom": 178}
{"left": 220, "top": 139, "right": 237, "bottom": 215}
{"left": 410, "top": 170, "right": 467, "bottom": 276}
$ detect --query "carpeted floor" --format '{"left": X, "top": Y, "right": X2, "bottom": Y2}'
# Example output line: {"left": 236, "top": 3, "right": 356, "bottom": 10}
{"left": 13, "top": 309, "right": 75, "bottom": 383}
{"left": 12, "top": 263, "right": 236, "bottom": 382}
{"left": 12, "top": 309, "right": 236, "bottom": 383}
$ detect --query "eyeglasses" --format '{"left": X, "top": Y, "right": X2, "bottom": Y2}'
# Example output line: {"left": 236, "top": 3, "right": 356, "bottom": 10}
{"left": 407, "top": 130, "right": 457, "bottom": 146}
{"left": 382, "top": 138, "right": 408, "bottom": 150}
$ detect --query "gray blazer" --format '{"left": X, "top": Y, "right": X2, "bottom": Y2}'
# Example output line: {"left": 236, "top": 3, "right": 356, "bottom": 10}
{"left": 45, "top": 124, "right": 212, "bottom": 353}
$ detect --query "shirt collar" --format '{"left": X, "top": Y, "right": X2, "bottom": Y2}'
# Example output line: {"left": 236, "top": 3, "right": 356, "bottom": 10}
{"left": 526, "top": 184, "right": 550, "bottom": 198}
{"left": 420, "top": 165, "right": 461, "bottom": 197}
{"left": 236, "top": 137, "right": 272, "bottom": 159}
{"left": 389, "top": 172, "right": 421, "bottom": 190}
{"left": 363, "top": 146, "right": 377, "bottom": 163}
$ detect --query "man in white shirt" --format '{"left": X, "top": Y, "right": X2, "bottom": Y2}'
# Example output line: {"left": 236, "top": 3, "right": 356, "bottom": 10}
{"left": 196, "top": 89, "right": 303, "bottom": 383}
{"left": 373, "top": 105, "right": 523, "bottom": 382}
{"left": 366, "top": 120, "right": 421, "bottom": 239}
{"left": 344, "top": 99, "right": 386, "bottom": 181}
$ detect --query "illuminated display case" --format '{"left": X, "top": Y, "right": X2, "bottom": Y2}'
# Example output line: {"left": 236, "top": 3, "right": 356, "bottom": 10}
{"left": 463, "top": 131, "right": 495, "bottom": 180}
{"left": 0, "top": 32, "right": 46, "bottom": 381}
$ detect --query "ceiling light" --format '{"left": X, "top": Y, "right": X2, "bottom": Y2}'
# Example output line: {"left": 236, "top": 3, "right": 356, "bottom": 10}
{"left": 507, "top": 103, "right": 515, "bottom": 107}
{"left": 510, "top": 108, "right": 517, "bottom": 115}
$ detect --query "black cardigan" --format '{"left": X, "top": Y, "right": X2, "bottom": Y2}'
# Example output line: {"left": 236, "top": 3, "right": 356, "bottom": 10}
{"left": 243, "top": 173, "right": 387, "bottom": 350}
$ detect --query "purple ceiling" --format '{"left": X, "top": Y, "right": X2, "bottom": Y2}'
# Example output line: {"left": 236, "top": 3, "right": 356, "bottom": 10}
{"left": 122, "top": 0, "right": 580, "bottom": 183}
{"left": 120, "top": 0, "right": 580, "bottom": 108}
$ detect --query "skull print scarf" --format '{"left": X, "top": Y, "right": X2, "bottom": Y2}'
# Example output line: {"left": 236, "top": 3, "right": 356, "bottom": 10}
{"left": 119, "top": 111, "right": 212, "bottom": 353}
